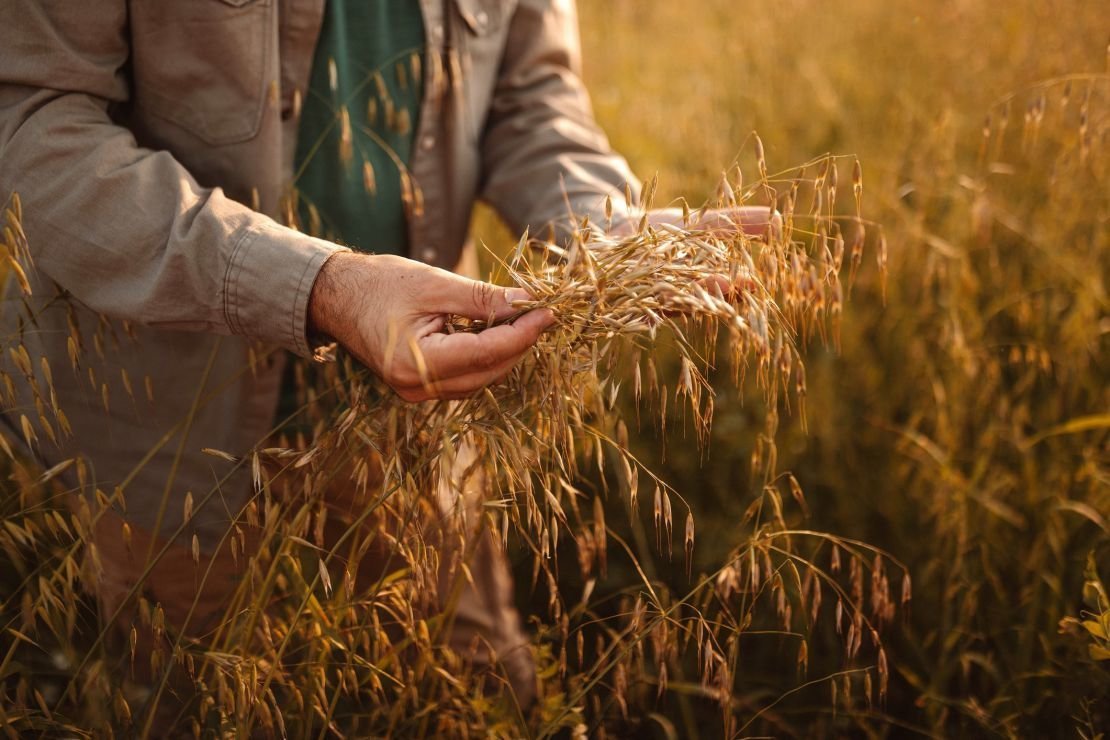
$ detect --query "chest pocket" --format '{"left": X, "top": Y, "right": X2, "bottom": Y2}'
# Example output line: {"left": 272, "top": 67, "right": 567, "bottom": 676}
{"left": 130, "top": 0, "right": 275, "bottom": 146}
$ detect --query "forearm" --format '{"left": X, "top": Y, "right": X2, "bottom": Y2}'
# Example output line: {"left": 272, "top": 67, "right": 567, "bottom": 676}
{"left": 307, "top": 251, "right": 370, "bottom": 342}
{"left": 479, "top": 0, "right": 640, "bottom": 241}
{"left": 0, "top": 87, "right": 344, "bottom": 356}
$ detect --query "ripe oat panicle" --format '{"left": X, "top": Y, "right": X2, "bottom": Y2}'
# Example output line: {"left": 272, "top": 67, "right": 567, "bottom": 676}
{"left": 0, "top": 132, "right": 906, "bottom": 736}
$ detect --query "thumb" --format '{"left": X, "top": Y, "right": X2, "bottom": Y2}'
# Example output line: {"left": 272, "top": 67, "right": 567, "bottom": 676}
{"left": 431, "top": 271, "right": 532, "bottom": 321}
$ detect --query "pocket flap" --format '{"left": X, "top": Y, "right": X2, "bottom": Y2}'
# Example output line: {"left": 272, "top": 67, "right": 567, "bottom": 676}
{"left": 454, "top": 0, "right": 502, "bottom": 35}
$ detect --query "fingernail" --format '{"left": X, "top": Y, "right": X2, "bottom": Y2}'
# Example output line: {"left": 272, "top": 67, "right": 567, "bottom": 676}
{"left": 505, "top": 288, "right": 532, "bottom": 304}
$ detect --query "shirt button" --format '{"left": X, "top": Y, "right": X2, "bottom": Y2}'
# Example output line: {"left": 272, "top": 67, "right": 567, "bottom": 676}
{"left": 474, "top": 10, "right": 489, "bottom": 30}
{"left": 421, "top": 135, "right": 436, "bottom": 151}
{"left": 420, "top": 247, "right": 438, "bottom": 263}
{"left": 430, "top": 24, "right": 444, "bottom": 43}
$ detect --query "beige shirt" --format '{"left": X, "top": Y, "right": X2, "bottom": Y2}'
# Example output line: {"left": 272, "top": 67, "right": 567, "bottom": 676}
{"left": 0, "top": 0, "right": 638, "bottom": 548}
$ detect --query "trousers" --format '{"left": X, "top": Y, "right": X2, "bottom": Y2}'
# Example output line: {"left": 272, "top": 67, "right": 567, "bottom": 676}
{"left": 85, "top": 440, "right": 536, "bottom": 733}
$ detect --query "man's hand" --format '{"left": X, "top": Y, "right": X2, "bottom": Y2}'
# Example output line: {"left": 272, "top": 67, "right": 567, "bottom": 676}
{"left": 613, "top": 205, "right": 782, "bottom": 240}
{"left": 308, "top": 252, "right": 554, "bottom": 402}
{"left": 611, "top": 205, "right": 782, "bottom": 298}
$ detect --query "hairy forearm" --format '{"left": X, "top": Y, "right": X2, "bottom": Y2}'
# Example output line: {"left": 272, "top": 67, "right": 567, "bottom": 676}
{"left": 309, "top": 251, "right": 374, "bottom": 341}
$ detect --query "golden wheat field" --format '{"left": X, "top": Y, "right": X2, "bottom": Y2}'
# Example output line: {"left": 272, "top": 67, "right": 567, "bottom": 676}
{"left": 1, "top": 0, "right": 1108, "bottom": 737}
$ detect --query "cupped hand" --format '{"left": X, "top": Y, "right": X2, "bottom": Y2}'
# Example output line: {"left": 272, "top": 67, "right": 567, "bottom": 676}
{"left": 618, "top": 205, "right": 782, "bottom": 240}
{"left": 611, "top": 205, "right": 782, "bottom": 300}
{"left": 308, "top": 252, "right": 554, "bottom": 402}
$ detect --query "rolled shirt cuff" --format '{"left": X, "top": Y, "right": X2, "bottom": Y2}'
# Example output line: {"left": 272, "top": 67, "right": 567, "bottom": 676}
{"left": 224, "top": 221, "right": 350, "bottom": 358}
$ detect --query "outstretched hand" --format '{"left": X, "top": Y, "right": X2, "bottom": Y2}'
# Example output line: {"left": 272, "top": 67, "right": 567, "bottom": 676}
{"left": 612, "top": 205, "right": 782, "bottom": 298}
{"left": 613, "top": 205, "right": 782, "bottom": 240}
{"left": 308, "top": 252, "right": 554, "bottom": 402}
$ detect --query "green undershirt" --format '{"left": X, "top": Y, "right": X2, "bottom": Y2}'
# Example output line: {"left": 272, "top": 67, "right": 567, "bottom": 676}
{"left": 293, "top": 0, "right": 425, "bottom": 254}
{"left": 281, "top": 1, "right": 425, "bottom": 428}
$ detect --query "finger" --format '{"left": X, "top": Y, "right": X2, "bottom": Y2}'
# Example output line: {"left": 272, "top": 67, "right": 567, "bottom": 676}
{"left": 632, "top": 207, "right": 780, "bottom": 240}
{"left": 397, "top": 351, "right": 526, "bottom": 401}
{"left": 397, "top": 311, "right": 552, "bottom": 400}
{"left": 702, "top": 273, "right": 761, "bottom": 304}
{"left": 428, "top": 271, "right": 535, "bottom": 322}
{"left": 412, "top": 308, "right": 554, "bottom": 381}
{"left": 652, "top": 275, "right": 733, "bottom": 318}
{"left": 736, "top": 205, "right": 777, "bottom": 237}
{"left": 699, "top": 274, "right": 733, "bottom": 296}
{"left": 702, "top": 206, "right": 779, "bottom": 238}
{"left": 768, "top": 210, "right": 784, "bottom": 240}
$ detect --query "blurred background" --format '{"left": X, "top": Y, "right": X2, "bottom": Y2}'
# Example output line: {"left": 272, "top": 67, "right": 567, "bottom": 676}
{"left": 478, "top": 0, "right": 1109, "bottom": 735}
{"left": 0, "top": 0, "right": 1104, "bottom": 736}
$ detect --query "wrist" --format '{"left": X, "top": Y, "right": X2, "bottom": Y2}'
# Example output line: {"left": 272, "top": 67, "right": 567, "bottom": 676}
{"left": 308, "top": 250, "right": 364, "bottom": 341}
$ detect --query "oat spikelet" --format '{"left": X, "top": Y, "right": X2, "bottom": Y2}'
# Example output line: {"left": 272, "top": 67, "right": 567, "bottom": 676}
{"left": 684, "top": 512, "right": 695, "bottom": 578}
{"left": 19, "top": 414, "right": 36, "bottom": 448}
{"left": 373, "top": 71, "right": 388, "bottom": 101}
{"left": 327, "top": 57, "right": 338, "bottom": 93}
{"left": 318, "top": 558, "right": 333, "bottom": 597}
{"left": 754, "top": 132, "right": 767, "bottom": 181}
{"left": 662, "top": 491, "right": 673, "bottom": 559}
{"left": 395, "top": 108, "right": 412, "bottom": 136}
{"left": 113, "top": 689, "right": 131, "bottom": 726}
{"left": 338, "top": 106, "right": 353, "bottom": 165}
{"left": 852, "top": 158, "right": 863, "bottom": 217}
{"left": 202, "top": 448, "right": 238, "bottom": 463}
{"left": 120, "top": 368, "right": 133, "bottom": 400}
{"left": 292, "top": 87, "right": 303, "bottom": 119}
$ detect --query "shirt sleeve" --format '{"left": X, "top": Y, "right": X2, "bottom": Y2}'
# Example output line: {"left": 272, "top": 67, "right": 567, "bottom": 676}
{"left": 0, "top": 1, "right": 346, "bottom": 359}
{"left": 478, "top": 0, "right": 642, "bottom": 241}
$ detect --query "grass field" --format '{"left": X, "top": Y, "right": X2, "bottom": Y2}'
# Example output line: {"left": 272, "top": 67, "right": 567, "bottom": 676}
{"left": 552, "top": 0, "right": 1109, "bottom": 735}
{"left": 1, "top": 0, "right": 1107, "bottom": 737}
